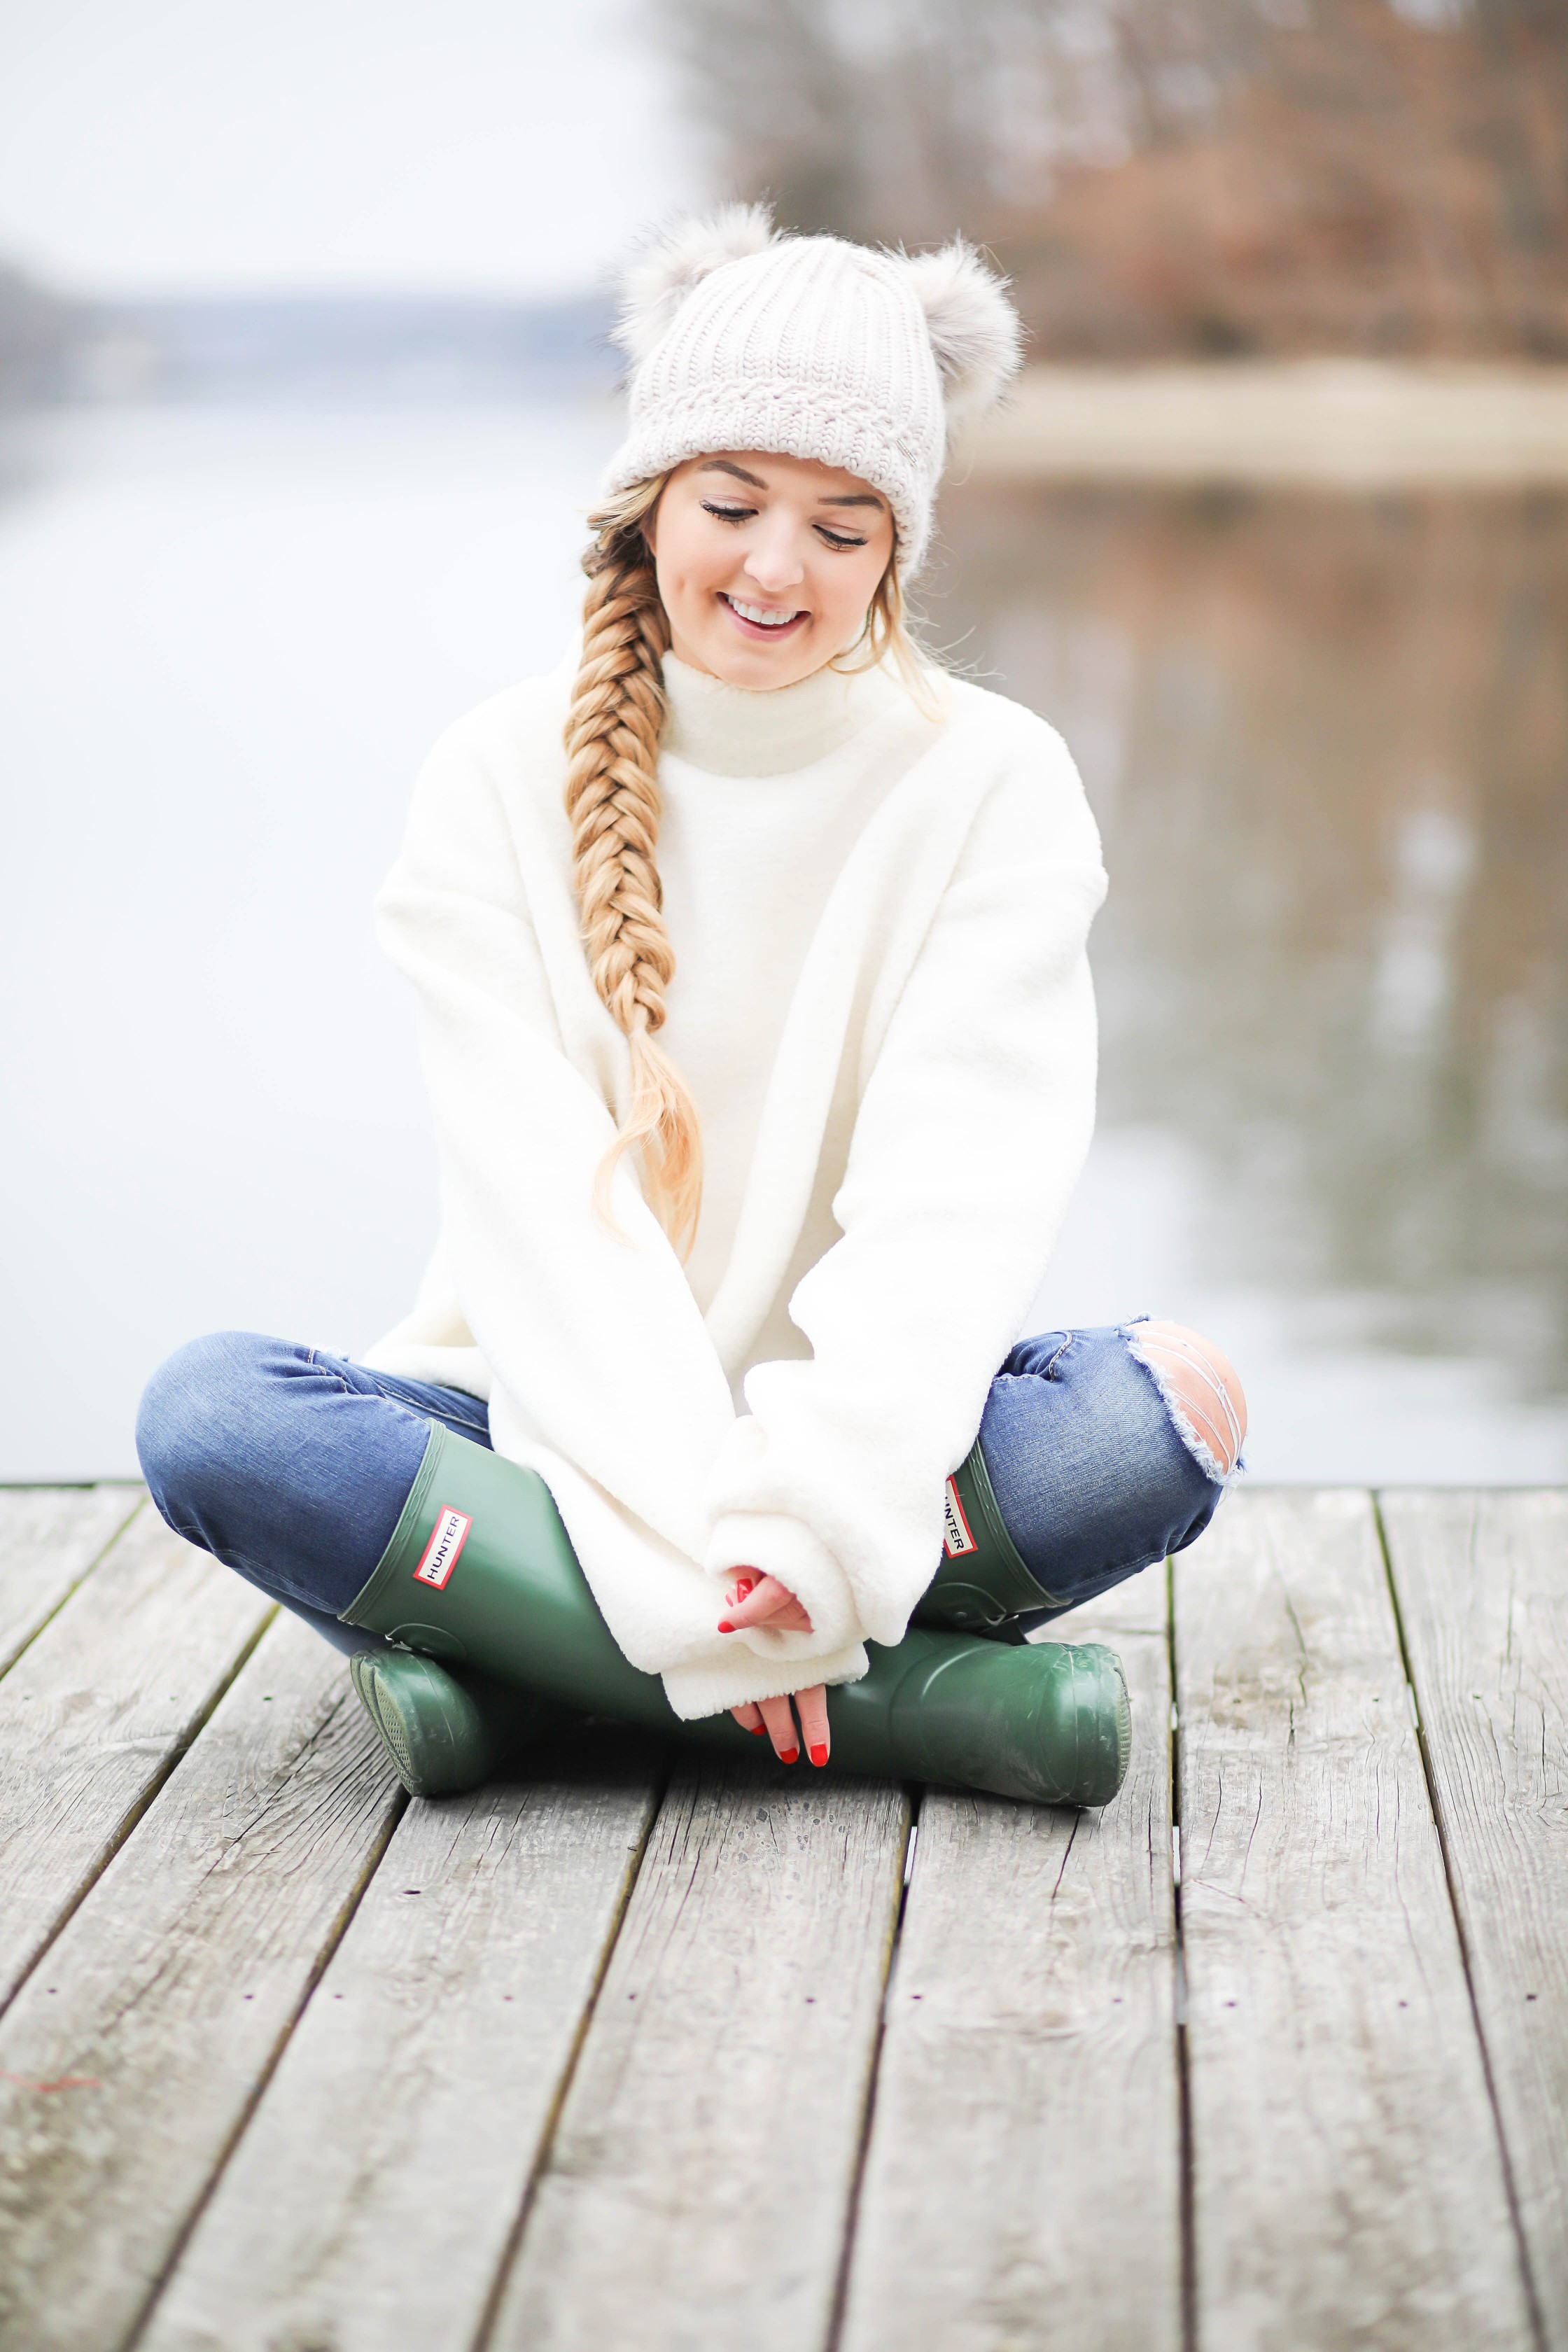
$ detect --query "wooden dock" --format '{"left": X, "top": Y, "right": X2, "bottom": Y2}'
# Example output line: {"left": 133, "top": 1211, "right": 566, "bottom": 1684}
{"left": 0, "top": 1483, "right": 1562, "bottom": 2351}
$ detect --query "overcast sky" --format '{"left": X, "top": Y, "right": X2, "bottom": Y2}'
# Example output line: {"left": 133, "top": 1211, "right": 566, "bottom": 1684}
{"left": 0, "top": 0, "right": 706, "bottom": 298}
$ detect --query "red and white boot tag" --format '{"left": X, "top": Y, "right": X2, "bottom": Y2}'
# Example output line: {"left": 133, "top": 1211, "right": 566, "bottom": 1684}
{"left": 942, "top": 1476, "right": 977, "bottom": 1559}
{"left": 412, "top": 1507, "right": 472, "bottom": 1590}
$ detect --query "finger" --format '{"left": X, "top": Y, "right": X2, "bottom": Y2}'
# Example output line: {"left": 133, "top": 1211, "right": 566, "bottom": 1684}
{"left": 757, "top": 1692, "right": 800, "bottom": 1764}
{"left": 724, "top": 1573, "right": 759, "bottom": 1609}
{"left": 717, "top": 1575, "right": 813, "bottom": 1634}
{"left": 718, "top": 1575, "right": 791, "bottom": 1630}
{"left": 794, "top": 1684, "right": 830, "bottom": 1767}
{"left": 730, "top": 1702, "right": 766, "bottom": 1737}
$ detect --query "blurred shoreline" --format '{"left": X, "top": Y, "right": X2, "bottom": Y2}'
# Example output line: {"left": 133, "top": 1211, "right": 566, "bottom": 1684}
{"left": 11, "top": 344, "right": 1567, "bottom": 498}
{"left": 8, "top": 269, "right": 1568, "bottom": 498}
{"left": 962, "top": 361, "right": 1568, "bottom": 488}
{"left": 0, "top": 284, "right": 620, "bottom": 410}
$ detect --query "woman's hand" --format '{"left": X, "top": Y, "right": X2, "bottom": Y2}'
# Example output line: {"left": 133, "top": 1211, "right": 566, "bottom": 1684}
{"left": 719, "top": 1572, "right": 830, "bottom": 1768}
{"left": 718, "top": 1571, "right": 811, "bottom": 1636}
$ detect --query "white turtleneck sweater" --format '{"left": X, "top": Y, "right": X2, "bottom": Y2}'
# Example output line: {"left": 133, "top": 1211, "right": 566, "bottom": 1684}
{"left": 364, "top": 648, "right": 1107, "bottom": 1718}
{"left": 659, "top": 653, "right": 935, "bottom": 1343}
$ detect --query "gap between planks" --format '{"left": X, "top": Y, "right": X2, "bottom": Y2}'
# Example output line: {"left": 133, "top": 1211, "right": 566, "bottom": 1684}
{"left": 0, "top": 1610, "right": 406, "bottom": 2352}
{"left": 1175, "top": 1487, "right": 1535, "bottom": 2352}
{"left": 0, "top": 1485, "right": 145, "bottom": 1684}
{"left": 836, "top": 1576, "right": 1180, "bottom": 2352}
{"left": 1378, "top": 1490, "right": 1567, "bottom": 2352}
{"left": 484, "top": 1755, "right": 910, "bottom": 2352}
{"left": 141, "top": 1723, "right": 667, "bottom": 2352}
{"left": 0, "top": 1499, "right": 279, "bottom": 2024}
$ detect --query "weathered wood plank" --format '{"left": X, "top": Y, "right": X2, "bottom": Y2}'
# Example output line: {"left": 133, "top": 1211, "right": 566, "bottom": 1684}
{"left": 1046, "top": 1556, "right": 1170, "bottom": 1637}
{"left": 0, "top": 1507, "right": 276, "bottom": 2014}
{"left": 1381, "top": 1488, "right": 1568, "bottom": 2349}
{"left": 839, "top": 1617, "right": 1180, "bottom": 2352}
{"left": 141, "top": 1724, "right": 664, "bottom": 2352}
{"left": 489, "top": 1757, "right": 909, "bottom": 2352}
{"left": 0, "top": 1609, "right": 401, "bottom": 2352}
{"left": 1175, "top": 1487, "right": 1534, "bottom": 2352}
{"left": 0, "top": 1485, "right": 144, "bottom": 1679}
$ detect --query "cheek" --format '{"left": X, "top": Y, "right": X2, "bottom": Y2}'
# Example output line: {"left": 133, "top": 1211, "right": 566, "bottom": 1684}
{"left": 655, "top": 542, "right": 727, "bottom": 629}
{"left": 652, "top": 506, "right": 730, "bottom": 602}
{"left": 814, "top": 546, "right": 892, "bottom": 628}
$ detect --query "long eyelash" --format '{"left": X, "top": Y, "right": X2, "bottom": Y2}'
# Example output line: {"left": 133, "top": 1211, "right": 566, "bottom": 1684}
{"left": 702, "top": 498, "right": 866, "bottom": 552}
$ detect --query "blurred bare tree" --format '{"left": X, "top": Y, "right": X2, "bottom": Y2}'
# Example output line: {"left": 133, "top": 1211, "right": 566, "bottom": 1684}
{"left": 658, "top": 0, "right": 1568, "bottom": 356}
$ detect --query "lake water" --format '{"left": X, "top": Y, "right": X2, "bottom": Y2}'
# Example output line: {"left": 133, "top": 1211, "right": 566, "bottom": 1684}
{"left": 3, "top": 400, "right": 1565, "bottom": 1481}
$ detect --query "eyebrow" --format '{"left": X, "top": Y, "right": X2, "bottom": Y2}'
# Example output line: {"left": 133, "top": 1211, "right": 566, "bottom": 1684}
{"left": 697, "top": 459, "right": 886, "bottom": 512}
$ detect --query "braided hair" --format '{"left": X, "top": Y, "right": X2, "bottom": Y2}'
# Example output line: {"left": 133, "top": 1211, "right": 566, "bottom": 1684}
{"left": 564, "top": 475, "right": 703, "bottom": 1251}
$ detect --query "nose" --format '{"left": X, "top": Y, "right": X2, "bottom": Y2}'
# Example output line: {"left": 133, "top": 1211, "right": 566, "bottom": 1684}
{"left": 742, "top": 519, "right": 807, "bottom": 599}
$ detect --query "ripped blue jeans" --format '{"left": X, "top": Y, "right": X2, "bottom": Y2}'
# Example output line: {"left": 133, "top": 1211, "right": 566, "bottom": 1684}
{"left": 135, "top": 1323, "right": 1228, "bottom": 1658}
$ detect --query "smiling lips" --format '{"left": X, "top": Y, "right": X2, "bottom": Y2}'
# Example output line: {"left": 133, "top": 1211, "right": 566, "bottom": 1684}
{"left": 720, "top": 592, "right": 808, "bottom": 637}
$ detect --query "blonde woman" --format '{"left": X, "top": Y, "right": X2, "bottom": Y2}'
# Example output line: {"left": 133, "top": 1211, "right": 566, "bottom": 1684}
{"left": 136, "top": 208, "right": 1245, "bottom": 1806}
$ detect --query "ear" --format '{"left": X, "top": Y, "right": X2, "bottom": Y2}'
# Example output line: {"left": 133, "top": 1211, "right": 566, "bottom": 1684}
{"left": 615, "top": 202, "right": 779, "bottom": 362}
{"left": 903, "top": 241, "right": 1023, "bottom": 428}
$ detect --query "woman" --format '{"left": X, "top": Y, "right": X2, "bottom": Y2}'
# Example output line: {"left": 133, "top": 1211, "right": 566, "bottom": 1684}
{"left": 137, "top": 206, "right": 1244, "bottom": 1805}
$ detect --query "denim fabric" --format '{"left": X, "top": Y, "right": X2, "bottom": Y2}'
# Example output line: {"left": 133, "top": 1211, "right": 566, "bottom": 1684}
{"left": 980, "top": 1324, "right": 1222, "bottom": 1633}
{"left": 136, "top": 1333, "right": 494, "bottom": 1656}
{"left": 136, "top": 1323, "right": 1223, "bottom": 1651}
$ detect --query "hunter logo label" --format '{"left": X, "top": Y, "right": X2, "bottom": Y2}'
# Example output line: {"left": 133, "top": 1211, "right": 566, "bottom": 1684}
{"left": 413, "top": 1507, "right": 472, "bottom": 1590}
{"left": 942, "top": 1477, "right": 977, "bottom": 1558}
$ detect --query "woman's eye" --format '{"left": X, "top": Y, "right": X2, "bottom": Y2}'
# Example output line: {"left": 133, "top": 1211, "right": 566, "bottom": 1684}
{"left": 817, "top": 526, "right": 869, "bottom": 551}
{"left": 701, "top": 502, "right": 755, "bottom": 524}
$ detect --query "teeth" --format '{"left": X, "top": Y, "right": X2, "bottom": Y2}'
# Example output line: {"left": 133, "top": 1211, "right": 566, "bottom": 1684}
{"left": 727, "top": 596, "right": 799, "bottom": 628}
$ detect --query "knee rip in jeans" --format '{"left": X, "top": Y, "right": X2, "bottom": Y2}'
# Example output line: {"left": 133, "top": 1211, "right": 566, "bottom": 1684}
{"left": 1122, "top": 1317, "right": 1247, "bottom": 1484}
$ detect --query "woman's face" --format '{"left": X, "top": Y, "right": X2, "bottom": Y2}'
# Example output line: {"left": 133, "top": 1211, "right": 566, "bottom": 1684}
{"left": 647, "top": 451, "right": 895, "bottom": 691}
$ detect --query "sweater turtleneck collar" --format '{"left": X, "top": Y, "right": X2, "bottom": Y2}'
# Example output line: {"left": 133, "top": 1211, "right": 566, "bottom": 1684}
{"left": 659, "top": 648, "right": 906, "bottom": 778}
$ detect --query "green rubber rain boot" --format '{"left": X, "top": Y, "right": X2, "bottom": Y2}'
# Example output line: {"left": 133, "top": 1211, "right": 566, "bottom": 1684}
{"left": 913, "top": 1441, "right": 1066, "bottom": 1634}
{"left": 347, "top": 1649, "right": 566, "bottom": 1798}
{"left": 340, "top": 1423, "right": 1130, "bottom": 1809}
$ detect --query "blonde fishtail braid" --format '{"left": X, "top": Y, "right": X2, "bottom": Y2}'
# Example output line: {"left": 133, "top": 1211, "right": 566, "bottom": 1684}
{"left": 564, "top": 476, "right": 704, "bottom": 1250}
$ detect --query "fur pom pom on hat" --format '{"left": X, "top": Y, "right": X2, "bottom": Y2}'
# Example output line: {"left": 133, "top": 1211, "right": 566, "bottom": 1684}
{"left": 601, "top": 204, "right": 1022, "bottom": 576}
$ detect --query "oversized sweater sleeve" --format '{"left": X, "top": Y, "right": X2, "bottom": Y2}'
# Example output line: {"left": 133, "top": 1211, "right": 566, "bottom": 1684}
{"left": 701, "top": 717, "right": 1107, "bottom": 1653}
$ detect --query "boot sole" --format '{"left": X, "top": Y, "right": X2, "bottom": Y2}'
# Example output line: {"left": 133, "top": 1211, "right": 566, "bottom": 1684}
{"left": 350, "top": 1652, "right": 424, "bottom": 1791}
{"left": 349, "top": 1650, "right": 466, "bottom": 1798}
{"left": 1112, "top": 1655, "right": 1133, "bottom": 1791}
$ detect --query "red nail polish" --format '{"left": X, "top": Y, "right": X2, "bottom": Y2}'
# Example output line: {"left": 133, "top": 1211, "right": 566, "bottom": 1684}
{"left": 809, "top": 1743, "right": 828, "bottom": 1767}
{"left": 779, "top": 1746, "right": 799, "bottom": 1765}
{"left": 716, "top": 1620, "right": 734, "bottom": 1634}
{"left": 746, "top": 1722, "right": 766, "bottom": 1735}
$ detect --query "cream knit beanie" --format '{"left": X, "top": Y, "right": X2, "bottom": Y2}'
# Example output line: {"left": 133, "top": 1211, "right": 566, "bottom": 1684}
{"left": 601, "top": 204, "right": 1023, "bottom": 576}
